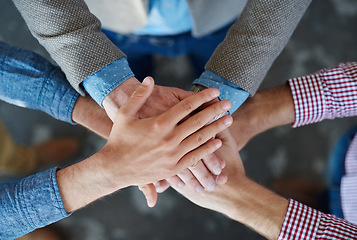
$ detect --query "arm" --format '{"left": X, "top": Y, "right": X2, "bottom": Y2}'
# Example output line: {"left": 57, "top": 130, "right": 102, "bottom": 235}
{"left": 0, "top": 80, "right": 232, "bottom": 239}
{"left": 59, "top": 81, "right": 233, "bottom": 212}
{"left": 11, "top": 0, "right": 222, "bottom": 193}
{"left": 205, "top": 0, "right": 312, "bottom": 96}
{"left": 230, "top": 62, "right": 357, "bottom": 149}
{"left": 12, "top": 0, "right": 124, "bottom": 94}
{"left": 0, "top": 41, "right": 112, "bottom": 138}
{"left": 174, "top": 129, "right": 357, "bottom": 240}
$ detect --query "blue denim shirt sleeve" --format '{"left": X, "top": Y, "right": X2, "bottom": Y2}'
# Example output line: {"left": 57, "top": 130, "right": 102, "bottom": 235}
{"left": 0, "top": 42, "right": 78, "bottom": 124}
{"left": 193, "top": 70, "right": 250, "bottom": 114}
{"left": 0, "top": 168, "right": 70, "bottom": 239}
{"left": 82, "top": 58, "right": 134, "bottom": 107}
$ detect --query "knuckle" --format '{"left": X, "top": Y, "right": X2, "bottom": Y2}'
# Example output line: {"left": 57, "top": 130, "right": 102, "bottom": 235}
{"left": 149, "top": 121, "right": 162, "bottom": 133}
{"left": 131, "top": 89, "right": 146, "bottom": 99}
{"left": 189, "top": 155, "right": 199, "bottom": 167}
{"left": 187, "top": 175, "right": 197, "bottom": 184}
{"left": 195, "top": 134, "right": 205, "bottom": 146}
{"left": 190, "top": 160, "right": 200, "bottom": 169}
{"left": 182, "top": 99, "right": 195, "bottom": 112}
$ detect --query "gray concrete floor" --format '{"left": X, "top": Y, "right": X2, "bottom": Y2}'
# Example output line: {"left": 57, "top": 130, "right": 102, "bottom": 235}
{"left": 1, "top": 0, "right": 357, "bottom": 239}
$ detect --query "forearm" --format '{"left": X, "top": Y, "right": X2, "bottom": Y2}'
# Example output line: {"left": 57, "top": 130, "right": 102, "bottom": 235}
{"left": 72, "top": 96, "right": 112, "bottom": 138}
{"left": 12, "top": 0, "right": 124, "bottom": 93}
{"left": 56, "top": 152, "right": 118, "bottom": 213}
{"left": 230, "top": 84, "right": 295, "bottom": 148}
{"left": 225, "top": 177, "right": 289, "bottom": 240}
{"left": 0, "top": 41, "right": 78, "bottom": 123}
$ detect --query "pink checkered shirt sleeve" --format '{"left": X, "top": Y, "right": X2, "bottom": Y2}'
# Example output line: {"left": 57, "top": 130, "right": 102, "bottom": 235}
{"left": 288, "top": 62, "right": 357, "bottom": 128}
{"left": 278, "top": 200, "right": 357, "bottom": 239}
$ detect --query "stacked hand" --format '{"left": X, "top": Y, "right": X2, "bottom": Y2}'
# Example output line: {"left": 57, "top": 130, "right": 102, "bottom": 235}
{"left": 61, "top": 78, "right": 232, "bottom": 212}
{"left": 102, "top": 77, "right": 228, "bottom": 206}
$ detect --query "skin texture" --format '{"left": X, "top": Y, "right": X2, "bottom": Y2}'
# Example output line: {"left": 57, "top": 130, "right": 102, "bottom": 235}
{"left": 229, "top": 84, "right": 295, "bottom": 150}
{"left": 102, "top": 77, "right": 226, "bottom": 206}
{"left": 57, "top": 79, "right": 233, "bottom": 213}
{"left": 173, "top": 129, "right": 289, "bottom": 240}
{"left": 173, "top": 84, "right": 297, "bottom": 239}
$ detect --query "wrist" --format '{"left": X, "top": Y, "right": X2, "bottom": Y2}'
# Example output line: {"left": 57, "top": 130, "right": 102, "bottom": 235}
{"left": 56, "top": 154, "right": 112, "bottom": 213}
{"left": 103, "top": 77, "right": 140, "bottom": 108}
{"left": 233, "top": 84, "right": 295, "bottom": 136}
{"left": 102, "top": 77, "right": 141, "bottom": 120}
{"left": 72, "top": 96, "right": 112, "bottom": 138}
{"left": 228, "top": 177, "right": 288, "bottom": 240}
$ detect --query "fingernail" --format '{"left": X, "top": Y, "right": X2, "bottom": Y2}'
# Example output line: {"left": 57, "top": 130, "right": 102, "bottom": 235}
{"left": 222, "top": 101, "right": 231, "bottom": 111}
{"left": 213, "top": 166, "right": 222, "bottom": 175}
{"left": 177, "top": 182, "right": 184, "bottom": 188}
{"left": 211, "top": 89, "right": 220, "bottom": 98}
{"left": 142, "top": 77, "right": 151, "bottom": 86}
{"left": 147, "top": 199, "right": 154, "bottom": 208}
{"left": 215, "top": 141, "right": 222, "bottom": 149}
{"left": 196, "top": 185, "right": 204, "bottom": 193}
{"left": 155, "top": 186, "right": 163, "bottom": 193}
{"left": 206, "top": 182, "right": 216, "bottom": 192}
{"left": 223, "top": 117, "right": 233, "bottom": 126}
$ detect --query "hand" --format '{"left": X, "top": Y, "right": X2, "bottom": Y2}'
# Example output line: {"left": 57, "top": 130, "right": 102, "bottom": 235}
{"left": 172, "top": 129, "right": 244, "bottom": 212}
{"left": 100, "top": 78, "right": 233, "bottom": 189}
{"left": 102, "top": 76, "right": 194, "bottom": 120}
{"left": 229, "top": 84, "right": 295, "bottom": 150}
{"left": 102, "top": 77, "right": 226, "bottom": 207}
{"left": 57, "top": 78, "right": 233, "bottom": 213}
{"left": 172, "top": 129, "right": 289, "bottom": 240}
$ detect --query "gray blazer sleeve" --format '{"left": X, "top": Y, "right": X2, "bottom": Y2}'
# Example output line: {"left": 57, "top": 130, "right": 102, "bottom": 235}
{"left": 205, "top": 0, "right": 312, "bottom": 95}
{"left": 12, "top": 0, "right": 126, "bottom": 95}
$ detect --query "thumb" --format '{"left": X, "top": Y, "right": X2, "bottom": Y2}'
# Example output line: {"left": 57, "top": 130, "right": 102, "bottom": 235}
{"left": 118, "top": 77, "right": 154, "bottom": 118}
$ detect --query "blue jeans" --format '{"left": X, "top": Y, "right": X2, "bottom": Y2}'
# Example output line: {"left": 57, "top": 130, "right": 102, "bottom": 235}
{"left": 326, "top": 126, "right": 357, "bottom": 218}
{"left": 102, "top": 23, "right": 232, "bottom": 81}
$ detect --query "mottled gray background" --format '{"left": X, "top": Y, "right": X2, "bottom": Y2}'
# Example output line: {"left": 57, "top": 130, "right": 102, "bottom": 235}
{"left": 0, "top": 0, "right": 356, "bottom": 239}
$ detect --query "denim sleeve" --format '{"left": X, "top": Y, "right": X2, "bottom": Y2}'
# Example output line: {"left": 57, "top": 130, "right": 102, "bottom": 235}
{"left": 193, "top": 70, "right": 249, "bottom": 114}
{"left": 0, "top": 168, "right": 70, "bottom": 239}
{"left": 0, "top": 42, "right": 79, "bottom": 124}
{"left": 82, "top": 58, "right": 134, "bottom": 107}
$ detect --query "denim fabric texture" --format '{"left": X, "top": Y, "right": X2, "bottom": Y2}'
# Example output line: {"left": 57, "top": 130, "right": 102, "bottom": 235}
{"left": 0, "top": 42, "right": 79, "bottom": 124}
{"left": 0, "top": 167, "right": 70, "bottom": 239}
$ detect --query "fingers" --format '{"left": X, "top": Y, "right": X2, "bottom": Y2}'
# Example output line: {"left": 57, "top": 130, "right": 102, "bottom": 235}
{"left": 215, "top": 173, "right": 228, "bottom": 185}
{"left": 174, "top": 100, "right": 231, "bottom": 141}
{"left": 177, "top": 169, "right": 204, "bottom": 193}
{"left": 154, "top": 180, "right": 171, "bottom": 193}
{"left": 188, "top": 160, "right": 217, "bottom": 192}
{"left": 158, "top": 88, "right": 220, "bottom": 126}
{"left": 138, "top": 183, "right": 157, "bottom": 208}
{"left": 176, "top": 138, "right": 222, "bottom": 173}
{"left": 166, "top": 175, "right": 185, "bottom": 189}
{"left": 117, "top": 77, "right": 154, "bottom": 119}
{"left": 202, "top": 152, "right": 223, "bottom": 176}
{"left": 178, "top": 115, "right": 232, "bottom": 158}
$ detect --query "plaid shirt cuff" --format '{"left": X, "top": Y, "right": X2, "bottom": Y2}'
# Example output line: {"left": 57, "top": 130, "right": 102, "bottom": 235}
{"left": 288, "top": 62, "right": 357, "bottom": 128}
{"left": 278, "top": 199, "right": 357, "bottom": 239}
